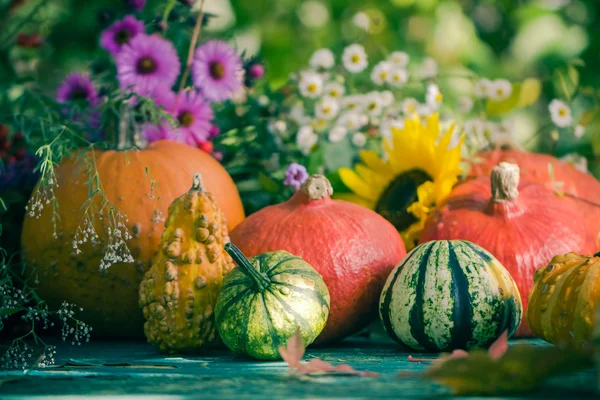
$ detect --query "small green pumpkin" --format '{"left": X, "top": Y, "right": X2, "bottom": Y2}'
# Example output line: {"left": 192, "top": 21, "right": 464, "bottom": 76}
{"left": 215, "top": 243, "right": 330, "bottom": 360}
{"left": 379, "top": 240, "right": 522, "bottom": 352}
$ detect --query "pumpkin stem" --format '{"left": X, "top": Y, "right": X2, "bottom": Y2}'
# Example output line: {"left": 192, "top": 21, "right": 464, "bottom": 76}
{"left": 224, "top": 243, "right": 271, "bottom": 291}
{"left": 191, "top": 173, "right": 205, "bottom": 192}
{"left": 301, "top": 174, "right": 333, "bottom": 201}
{"left": 491, "top": 162, "right": 520, "bottom": 202}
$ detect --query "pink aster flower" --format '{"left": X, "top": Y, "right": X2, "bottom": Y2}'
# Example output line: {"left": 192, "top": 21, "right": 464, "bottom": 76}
{"left": 192, "top": 40, "right": 242, "bottom": 102}
{"left": 170, "top": 90, "right": 214, "bottom": 146}
{"left": 129, "top": 84, "right": 176, "bottom": 109}
{"left": 56, "top": 73, "right": 99, "bottom": 106}
{"left": 140, "top": 122, "right": 177, "bottom": 143}
{"left": 117, "top": 34, "right": 180, "bottom": 96}
{"left": 100, "top": 15, "right": 144, "bottom": 56}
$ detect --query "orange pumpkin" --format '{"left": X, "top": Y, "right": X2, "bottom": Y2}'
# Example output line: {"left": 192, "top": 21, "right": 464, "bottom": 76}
{"left": 21, "top": 140, "right": 244, "bottom": 338}
{"left": 527, "top": 252, "right": 600, "bottom": 349}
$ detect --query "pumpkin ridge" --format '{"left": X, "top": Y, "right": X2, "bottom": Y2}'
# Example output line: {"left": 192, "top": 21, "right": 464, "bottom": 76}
{"left": 409, "top": 242, "right": 439, "bottom": 351}
{"left": 267, "top": 286, "right": 314, "bottom": 337}
{"left": 447, "top": 242, "right": 474, "bottom": 350}
{"left": 261, "top": 294, "right": 282, "bottom": 352}
{"left": 214, "top": 287, "right": 252, "bottom": 326}
{"left": 239, "top": 292, "right": 258, "bottom": 355}
{"left": 264, "top": 256, "right": 302, "bottom": 275}
{"left": 272, "top": 281, "right": 331, "bottom": 311}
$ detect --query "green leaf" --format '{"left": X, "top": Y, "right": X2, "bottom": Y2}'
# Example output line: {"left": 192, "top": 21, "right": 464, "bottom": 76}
{"left": 517, "top": 78, "right": 541, "bottom": 107}
{"left": 326, "top": 171, "right": 351, "bottom": 194}
{"left": 322, "top": 139, "right": 354, "bottom": 173}
{"left": 307, "top": 147, "right": 325, "bottom": 175}
{"left": 485, "top": 83, "right": 520, "bottom": 116}
{"left": 0, "top": 307, "right": 21, "bottom": 317}
{"left": 423, "top": 345, "right": 594, "bottom": 396}
{"left": 257, "top": 171, "right": 280, "bottom": 194}
{"left": 554, "top": 67, "right": 579, "bottom": 101}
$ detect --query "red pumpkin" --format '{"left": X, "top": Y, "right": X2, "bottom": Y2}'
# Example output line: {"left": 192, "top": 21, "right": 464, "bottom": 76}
{"left": 420, "top": 162, "right": 594, "bottom": 337}
{"left": 229, "top": 174, "right": 407, "bottom": 344}
{"left": 469, "top": 148, "right": 600, "bottom": 247}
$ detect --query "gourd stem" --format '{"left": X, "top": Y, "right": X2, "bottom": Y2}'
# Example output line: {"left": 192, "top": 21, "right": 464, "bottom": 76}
{"left": 491, "top": 162, "right": 519, "bottom": 202}
{"left": 301, "top": 174, "right": 333, "bottom": 201}
{"left": 191, "top": 173, "right": 205, "bottom": 192}
{"left": 224, "top": 243, "right": 271, "bottom": 291}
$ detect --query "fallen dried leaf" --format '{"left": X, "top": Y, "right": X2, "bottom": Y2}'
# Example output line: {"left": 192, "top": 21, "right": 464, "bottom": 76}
{"left": 488, "top": 330, "right": 509, "bottom": 361}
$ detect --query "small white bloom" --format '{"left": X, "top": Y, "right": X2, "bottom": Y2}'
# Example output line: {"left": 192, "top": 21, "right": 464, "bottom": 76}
{"left": 388, "top": 51, "right": 409, "bottom": 68}
{"left": 380, "top": 119, "right": 405, "bottom": 139}
{"left": 371, "top": 61, "right": 393, "bottom": 85}
{"left": 364, "top": 92, "right": 384, "bottom": 116}
{"left": 464, "top": 119, "right": 486, "bottom": 136}
{"left": 426, "top": 84, "right": 443, "bottom": 110}
{"left": 315, "top": 96, "right": 340, "bottom": 120}
{"left": 574, "top": 124, "right": 585, "bottom": 138}
{"left": 489, "top": 79, "right": 513, "bottom": 101}
{"left": 328, "top": 125, "right": 348, "bottom": 143}
{"left": 419, "top": 57, "right": 438, "bottom": 78}
{"left": 341, "top": 95, "right": 364, "bottom": 111}
{"left": 310, "top": 48, "right": 335, "bottom": 69}
{"left": 380, "top": 91, "right": 394, "bottom": 107}
{"left": 342, "top": 44, "right": 368, "bottom": 73}
{"left": 402, "top": 98, "right": 419, "bottom": 116}
{"left": 389, "top": 68, "right": 408, "bottom": 88}
{"left": 269, "top": 120, "right": 287, "bottom": 135}
{"left": 352, "top": 132, "right": 367, "bottom": 147}
{"left": 417, "top": 104, "right": 432, "bottom": 118}
{"left": 549, "top": 99, "right": 572, "bottom": 127}
{"left": 337, "top": 112, "right": 365, "bottom": 131}
{"left": 289, "top": 103, "right": 308, "bottom": 124}
{"left": 258, "top": 95, "right": 269, "bottom": 106}
{"left": 474, "top": 78, "right": 492, "bottom": 98}
{"left": 298, "top": 71, "right": 324, "bottom": 98}
{"left": 458, "top": 97, "right": 474, "bottom": 114}
{"left": 296, "top": 126, "right": 318, "bottom": 155}
{"left": 298, "top": 1, "right": 330, "bottom": 29}
{"left": 324, "top": 82, "right": 346, "bottom": 98}
{"left": 352, "top": 12, "right": 370, "bottom": 31}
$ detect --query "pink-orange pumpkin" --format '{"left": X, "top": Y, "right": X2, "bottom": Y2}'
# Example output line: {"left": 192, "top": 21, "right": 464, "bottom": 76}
{"left": 229, "top": 174, "right": 407, "bottom": 344}
{"left": 420, "top": 162, "right": 594, "bottom": 337}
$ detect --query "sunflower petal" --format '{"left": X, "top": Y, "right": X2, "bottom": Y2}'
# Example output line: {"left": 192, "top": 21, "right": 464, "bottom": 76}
{"left": 359, "top": 150, "right": 394, "bottom": 175}
{"left": 339, "top": 168, "right": 378, "bottom": 201}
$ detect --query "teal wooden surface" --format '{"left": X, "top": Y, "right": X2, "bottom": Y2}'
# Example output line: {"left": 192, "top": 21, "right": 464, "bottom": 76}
{"left": 0, "top": 336, "right": 597, "bottom": 399}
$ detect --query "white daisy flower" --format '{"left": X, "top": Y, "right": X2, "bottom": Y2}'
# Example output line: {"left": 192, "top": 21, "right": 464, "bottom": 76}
{"left": 269, "top": 120, "right": 287, "bottom": 135}
{"left": 328, "top": 125, "right": 348, "bottom": 143}
{"left": 426, "top": 84, "right": 443, "bottom": 110}
{"left": 352, "top": 132, "right": 367, "bottom": 147}
{"left": 289, "top": 103, "right": 309, "bottom": 124}
{"left": 474, "top": 78, "right": 492, "bottom": 98}
{"left": 324, "top": 82, "right": 346, "bottom": 98}
{"left": 464, "top": 119, "right": 486, "bottom": 136}
{"left": 364, "top": 92, "right": 384, "bottom": 116}
{"left": 417, "top": 104, "right": 433, "bottom": 118}
{"left": 337, "top": 112, "right": 366, "bottom": 131}
{"left": 489, "top": 79, "right": 513, "bottom": 101}
{"left": 296, "top": 126, "right": 318, "bottom": 155}
{"left": 341, "top": 95, "right": 364, "bottom": 111}
{"left": 342, "top": 44, "right": 368, "bottom": 73}
{"left": 298, "top": 71, "right": 324, "bottom": 98}
{"left": 458, "top": 97, "right": 474, "bottom": 114}
{"left": 380, "top": 119, "right": 405, "bottom": 140}
{"left": 402, "top": 98, "right": 419, "bottom": 116}
{"left": 419, "top": 57, "right": 438, "bottom": 78}
{"left": 574, "top": 124, "right": 585, "bottom": 138}
{"left": 388, "top": 51, "right": 409, "bottom": 68}
{"left": 315, "top": 96, "right": 340, "bottom": 120}
{"left": 309, "top": 48, "right": 335, "bottom": 69}
{"left": 549, "top": 99, "right": 572, "bottom": 127}
{"left": 311, "top": 118, "right": 329, "bottom": 132}
{"left": 389, "top": 68, "right": 408, "bottom": 88}
{"left": 380, "top": 91, "right": 394, "bottom": 107}
{"left": 352, "top": 12, "right": 370, "bottom": 31}
{"left": 371, "top": 61, "right": 393, "bottom": 85}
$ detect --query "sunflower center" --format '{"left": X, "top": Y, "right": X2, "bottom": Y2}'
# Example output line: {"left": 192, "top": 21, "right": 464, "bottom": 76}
{"left": 375, "top": 168, "right": 433, "bottom": 232}
{"left": 178, "top": 111, "right": 195, "bottom": 127}
{"left": 209, "top": 61, "right": 225, "bottom": 80}
{"left": 115, "top": 29, "right": 131, "bottom": 45}
{"left": 136, "top": 57, "right": 157, "bottom": 74}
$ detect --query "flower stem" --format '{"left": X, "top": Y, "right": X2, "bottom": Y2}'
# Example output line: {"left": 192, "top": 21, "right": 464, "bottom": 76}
{"left": 224, "top": 243, "right": 271, "bottom": 291}
{"left": 161, "top": 0, "right": 178, "bottom": 30}
{"left": 178, "top": 0, "right": 206, "bottom": 94}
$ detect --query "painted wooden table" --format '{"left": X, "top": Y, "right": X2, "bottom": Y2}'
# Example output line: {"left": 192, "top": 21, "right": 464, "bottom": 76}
{"left": 0, "top": 335, "right": 597, "bottom": 399}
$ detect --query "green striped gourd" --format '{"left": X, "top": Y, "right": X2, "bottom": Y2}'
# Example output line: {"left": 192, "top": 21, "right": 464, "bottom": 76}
{"left": 379, "top": 240, "right": 522, "bottom": 351}
{"left": 215, "top": 243, "right": 330, "bottom": 360}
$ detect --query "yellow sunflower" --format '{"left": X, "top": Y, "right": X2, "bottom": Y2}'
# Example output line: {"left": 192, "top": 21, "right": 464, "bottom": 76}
{"left": 337, "top": 113, "right": 464, "bottom": 250}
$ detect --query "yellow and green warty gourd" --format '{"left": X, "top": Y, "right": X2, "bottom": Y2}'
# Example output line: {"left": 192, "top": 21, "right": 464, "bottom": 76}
{"left": 139, "top": 173, "right": 235, "bottom": 353}
{"left": 215, "top": 243, "right": 330, "bottom": 360}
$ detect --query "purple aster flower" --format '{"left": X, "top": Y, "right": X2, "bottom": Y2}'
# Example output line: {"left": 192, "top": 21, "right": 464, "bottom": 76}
{"left": 100, "top": 15, "right": 144, "bottom": 56}
{"left": 56, "top": 73, "right": 99, "bottom": 106}
{"left": 192, "top": 40, "right": 243, "bottom": 102}
{"left": 129, "top": 84, "right": 176, "bottom": 109}
{"left": 283, "top": 163, "right": 309, "bottom": 191}
{"left": 126, "top": 0, "right": 146, "bottom": 12}
{"left": 140, "top": 122, "right": 178, "bottom": 144}
{"left": 117, "top": 34, "right": 181, "bottom": 96}
{"left": 170, "top": 90, "right": 214, "bottom": 146}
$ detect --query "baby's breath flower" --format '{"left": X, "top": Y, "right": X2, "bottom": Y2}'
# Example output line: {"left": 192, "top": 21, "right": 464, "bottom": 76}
{"left": 328, "top": 125, "right": 348, "bottom": 143}
{"left": 315, "top": 96, "right": 340, "bottom": 120}
{"left": 489, "top": 79, "right": 512, "bottom": 101}
{"left": 549, "top": 99, "right": 572, "bottom": 127}
{"left": 388, "top": 51, "right": 409, "bottom": 68}
{"left": 371, "top": 61, "right": 393, "bottom": 86}
{"left": 324, "top": 82, "right": 345, "bottom": 98}
{"left": 342, "top": 44, "right": 368, "bottom": 73}
{"left": 298, "top": 71, "right": 324, "bottom": 98}
{"left": 351, "top": 132, "right": 367, "bottom": 147}
{"left": 309, "top": 48, "right": 335, "bottom": 69}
